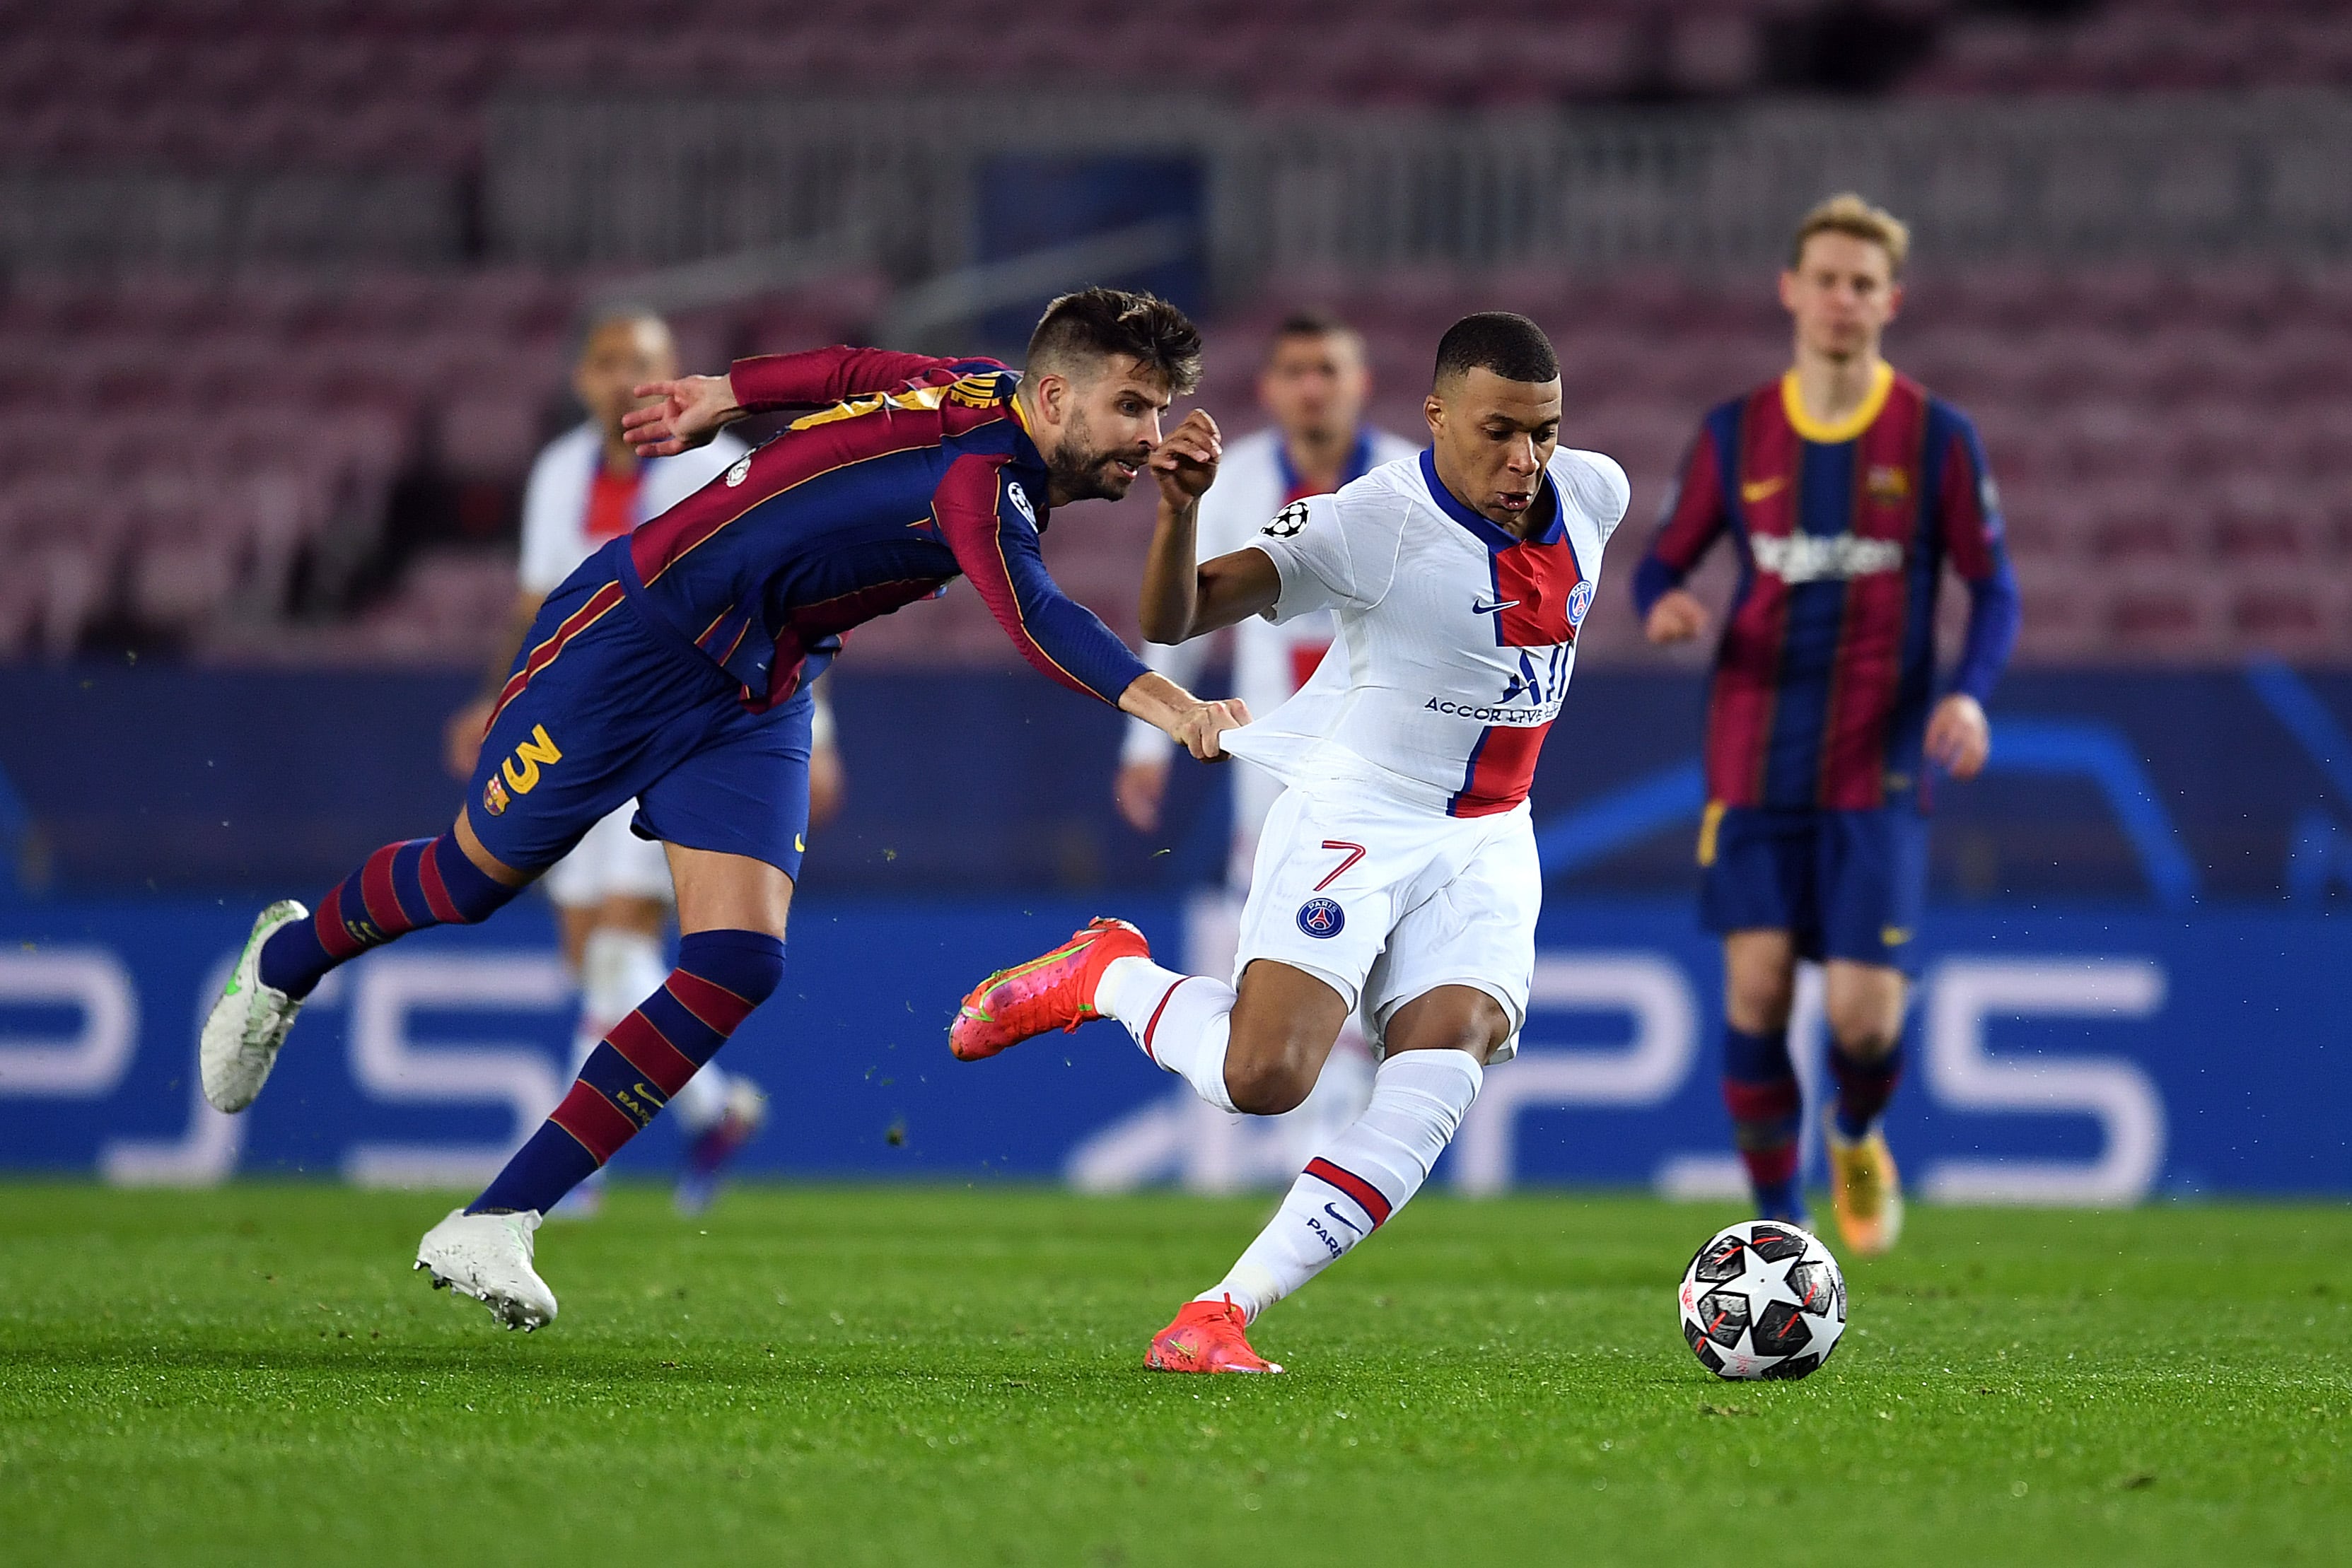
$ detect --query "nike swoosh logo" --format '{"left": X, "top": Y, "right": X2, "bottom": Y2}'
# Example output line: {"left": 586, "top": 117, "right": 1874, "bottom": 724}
{"left": 796, "top": 833, "right": 806, "bottom": 852}
{"left": 1742, "top": 476, "right": 1786, "bottom": 503}
{"left": 1472, "top": 599, "right": 1520, "bottom": 616}
{"left": 1323, "top": 1203, "right": 1365, "bottom": 1236}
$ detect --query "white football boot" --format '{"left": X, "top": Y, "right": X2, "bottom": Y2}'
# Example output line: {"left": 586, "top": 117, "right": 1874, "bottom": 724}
{"left": 199, "top": 900, "right": 311, "bottom": 1113}
{"left": 415, "top": 1207, "right": 559, "bottom": 1330}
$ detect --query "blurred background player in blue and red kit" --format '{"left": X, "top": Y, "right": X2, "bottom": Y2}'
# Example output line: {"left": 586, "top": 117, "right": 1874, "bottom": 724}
{"left": 1632, "top": 194, "right": 2022, "bottom": 1255}
{"left": 200, "top": 288, "right": 1250, "bottom": 1327}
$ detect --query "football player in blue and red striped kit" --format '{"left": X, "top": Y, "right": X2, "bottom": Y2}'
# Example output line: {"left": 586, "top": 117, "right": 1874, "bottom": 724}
{"left": 198, "top": 288, "right": 1248, "bottom": 1328}
{"left": 1632, "top": 195, "right": 2021, "bottom": 1254}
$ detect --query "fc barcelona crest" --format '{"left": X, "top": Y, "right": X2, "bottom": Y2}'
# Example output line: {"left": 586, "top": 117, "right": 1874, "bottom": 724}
{"left": 482, "top": 776, "right": 511, "bottom": 817}
{"left": 1867, "top": 464, "right": 1911, "bottom": 505}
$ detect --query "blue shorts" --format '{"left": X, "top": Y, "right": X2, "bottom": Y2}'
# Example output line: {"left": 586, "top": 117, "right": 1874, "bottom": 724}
{"left": 1696, "top": 801, "right": 1927, "bottom": 975}
{"left": 465, "top": 558, "right": 814, "bottom": 882}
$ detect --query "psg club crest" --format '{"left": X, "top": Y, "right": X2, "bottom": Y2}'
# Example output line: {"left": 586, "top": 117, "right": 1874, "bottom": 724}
{"left": 1296, "top": 897, "right": 1345, "bottom": 938}
{"left": 1566, "top": 579, "right": 1595, "bottom": 630}
{"left": 482, "top": 776, "right": 511, "bottom": 816}
{"left": 1264, "top": 501, "right": 1309, "bottom": 538}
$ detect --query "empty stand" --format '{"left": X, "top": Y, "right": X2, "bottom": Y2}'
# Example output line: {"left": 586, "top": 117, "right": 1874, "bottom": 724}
{"left": 0, "top": 267, "right": 877, "bottom": 659}
{"left": 1204, "top": 263, "right": 2352, "bottom": 666}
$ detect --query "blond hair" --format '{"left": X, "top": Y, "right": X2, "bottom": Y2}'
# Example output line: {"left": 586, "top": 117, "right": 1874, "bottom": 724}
{"left": 1790, "top": 193, "right": 1911, "bottom": 275}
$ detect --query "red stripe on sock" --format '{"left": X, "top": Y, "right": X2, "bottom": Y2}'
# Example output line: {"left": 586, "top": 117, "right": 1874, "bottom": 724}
{"left": 665, "top": 969, "right": 756, "bottom": 1036}
{"left": 548, "top": 1081, "right": 637, "bottom": 1166}
{"left": 314, "top": 884, "right": 367, "bottom": 961}
{"left": 1139, "top": 976, "right": 1193, "bottom": 1063}
{"left": 1723, "top": 1078, "right": 1801, "bottom": 1123}
{"left": 1305, "top": 1157, "right": 1392, "bottom": 1228}
{"left": 1830, "top": 1052, "right": 1902, "bottom": 1126}
{"left": 357, "top": 843, "right": 409, "bottom": 936}
{"left": 415, "top": 840, "right": 463, "bottom": 925}
{"left": 605, "top": 1010, "right": 699, "bottom": 1098}
{"left": 1740, "top": 1142, "right": 1801, "bottom": 1187}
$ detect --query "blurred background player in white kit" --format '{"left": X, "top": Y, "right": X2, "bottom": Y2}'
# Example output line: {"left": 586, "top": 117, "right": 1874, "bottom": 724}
{"left": 1112, "top": 313, "right": 1419, "bottom": 1190}
{"left": 443, "top": 305, "right": 845, "bottom": 1216}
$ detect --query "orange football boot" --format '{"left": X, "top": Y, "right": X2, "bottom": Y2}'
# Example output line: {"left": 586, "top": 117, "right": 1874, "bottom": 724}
{"left": 949, "top": 917, "right": 1151, "bottom": 1061}
{"left": 1826, "top": 1113, "right": 1906, "bottom": 1257}
{"left": 1146, "top": 1297, "right": 1283, "bottom": 1375}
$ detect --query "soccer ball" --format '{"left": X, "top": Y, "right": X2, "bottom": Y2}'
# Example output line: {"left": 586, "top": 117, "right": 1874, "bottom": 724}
{"left": 1677, "top": 1219, "right": 1846, "bottom": 1381}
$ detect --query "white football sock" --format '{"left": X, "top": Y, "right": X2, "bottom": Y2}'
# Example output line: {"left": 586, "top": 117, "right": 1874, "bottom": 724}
{"left": 578, "top": 926, "right": 724, "bottom": 1132}
{"left": 1096, "top": 954, "right": 1238, "bottom": 1113}
{"left": 668, "top": 1061, "right": 732, "bottom": 1134}
{"left": 1201, "top": 1049, "right": 1484, "bottom": 1323}
{"left": 581, "top": 928, "right": 668, "bottom": 1034}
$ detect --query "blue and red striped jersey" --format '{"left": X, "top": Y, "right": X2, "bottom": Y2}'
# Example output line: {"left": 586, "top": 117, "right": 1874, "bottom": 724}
{"left": 1635, "top": 364, "right": 2017, "bottom": 811}
{"left": 616, "top": 346, "right": 1149, "bottom": 713}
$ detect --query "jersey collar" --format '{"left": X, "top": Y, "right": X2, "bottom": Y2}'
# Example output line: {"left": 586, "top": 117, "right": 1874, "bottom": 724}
{"left": 1779, "top": 361, "right": 1894, "bottom": 445}
{"left": 1417, "top": 447, "right": 1562, "bottom": 551}
{"left": 1005, "top": 390, "right": 1052, "bottom": 472}
{"left": 1006, "top": 382, "right": 1042, "bottom": 454}
{"left": 1277, "top": 427, "right": 1378, "bottom": 498}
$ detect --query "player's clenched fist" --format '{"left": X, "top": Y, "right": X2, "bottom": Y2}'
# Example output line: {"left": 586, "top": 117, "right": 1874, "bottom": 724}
{"left": 1149, "top": 409, "right": 1223, "bottom": 505}
{"left": 1172, "top": 696, "right": 1251, "bottom": 761}
{"left": 1643, "top": 587, "right": 1711, "bottom": 645}
{"left": 1925, "top": 692, "right": 1991, "bottom": 780}
{"left": 622, "top": 373, "right": 745, "bottom": 456}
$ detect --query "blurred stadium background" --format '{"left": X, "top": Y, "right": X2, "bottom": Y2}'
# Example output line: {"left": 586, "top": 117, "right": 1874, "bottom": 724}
{"left": 4, "top": 0, "right": 2349, "bottom": 1199}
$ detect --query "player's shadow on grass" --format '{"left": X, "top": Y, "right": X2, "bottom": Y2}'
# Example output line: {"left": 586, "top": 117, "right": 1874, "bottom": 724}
{"left": 0, "top": 1342, "right": 1207, "bottom": 1388}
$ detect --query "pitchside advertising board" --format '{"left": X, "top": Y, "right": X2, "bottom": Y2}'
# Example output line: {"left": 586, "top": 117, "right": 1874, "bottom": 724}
{"left": 1, "top": 896, "right": 2346, "bottom": 1198}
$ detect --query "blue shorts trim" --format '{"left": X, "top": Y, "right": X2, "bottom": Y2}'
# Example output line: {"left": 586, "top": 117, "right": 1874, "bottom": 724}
{"left": 466, "top": 552, "right": 814, "bottom": 882}
{"left": 1698, "top": 803, "right": 1927, "bottom": 975}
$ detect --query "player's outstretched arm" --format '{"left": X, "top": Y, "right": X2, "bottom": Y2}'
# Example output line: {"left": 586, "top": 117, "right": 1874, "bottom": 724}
{"left": 632, "top": 347, "right": 969, "bottom": 452}
{"left": 622, "top": 374, "right": 746, "bottom": 456}
{"left": 1138, "top": 410, "right": 1285, "bottom": 643}
{"left": 1117, "top": 672, "right": 1250, "bottom": 761}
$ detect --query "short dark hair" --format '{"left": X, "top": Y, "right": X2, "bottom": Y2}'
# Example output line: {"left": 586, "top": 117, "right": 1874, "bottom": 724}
{"left": 572, "top": 302, "right": 669, "bottom": 361}
{"left": 1433, "top": 311, "right": 1559, "bottom": 388}
{"left": 1267, "top": 310, "right": 1361, "bottom": 361}
{"left": 1027, "top": 286, "right": 1203, "bottom": 395}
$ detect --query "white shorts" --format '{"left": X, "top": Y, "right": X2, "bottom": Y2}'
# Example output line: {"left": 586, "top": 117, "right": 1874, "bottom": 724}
{"left": 540, "top": 802, "right": 675, "bottom": 910}
{"left": 1232, "top": 783, "right": 1540, "bottom": 1063}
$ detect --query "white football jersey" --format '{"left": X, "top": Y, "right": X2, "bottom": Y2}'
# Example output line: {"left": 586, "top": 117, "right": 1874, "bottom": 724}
{"left": 517, "top": 422, "right": 750, "bottom": 595}
{"left": 1225, "top": 447, "right": 1630, "bottom": 817}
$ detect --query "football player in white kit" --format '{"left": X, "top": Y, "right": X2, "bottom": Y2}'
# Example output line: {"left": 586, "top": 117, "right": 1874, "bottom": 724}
{"left": 1112, "top": 312, "right": 1419, "bottom": 1191}
{"left": 953, "top": 313, "right": 1629, "bottom": 1372}
{"left": 443, "top": 306, "right": 839, "bottom": 1215}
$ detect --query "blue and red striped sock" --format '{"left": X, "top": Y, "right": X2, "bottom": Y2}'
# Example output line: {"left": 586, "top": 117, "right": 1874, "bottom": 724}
{"left": 1830, "top": 1040, "right": 1903, "bottom": 1140}
{"left": 257, "top": 833, "right": 518, "bottom": 1000}
{"left": 1722, "top": 1024, "right": 1803, "bottom": 1216}
{"left": 468, "top": 929, "right": 786, "bottom": 1216}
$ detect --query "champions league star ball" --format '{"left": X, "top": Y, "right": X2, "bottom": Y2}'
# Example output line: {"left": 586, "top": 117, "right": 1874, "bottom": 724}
{"left": 1677, "top": 1219, "right": 1847, "bottom": 1381}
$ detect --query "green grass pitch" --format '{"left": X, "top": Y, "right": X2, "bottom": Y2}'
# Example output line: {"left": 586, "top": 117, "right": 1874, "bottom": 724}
{"left": 3, "top": 1183, "right": 2347, "bottom": 1567}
